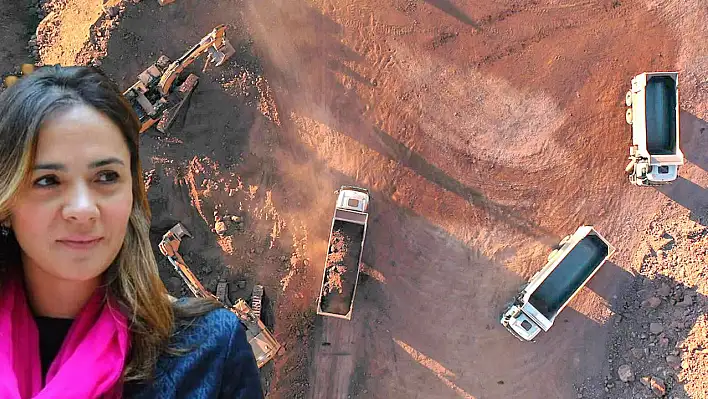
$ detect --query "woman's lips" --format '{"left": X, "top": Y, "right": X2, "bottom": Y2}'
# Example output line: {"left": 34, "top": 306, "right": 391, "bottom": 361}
{"left": 57, "top": 237, "right": 104, "bottom": 250}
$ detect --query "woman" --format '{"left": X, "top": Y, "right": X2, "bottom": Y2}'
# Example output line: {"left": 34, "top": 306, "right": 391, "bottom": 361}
{"left": 0, "top": 65, "right": 263, "bottom": 398}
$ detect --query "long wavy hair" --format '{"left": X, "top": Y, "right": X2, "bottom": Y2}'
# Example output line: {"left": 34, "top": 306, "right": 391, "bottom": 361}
{"left": 0, "top": 65, "right": 218, "bottom": 382}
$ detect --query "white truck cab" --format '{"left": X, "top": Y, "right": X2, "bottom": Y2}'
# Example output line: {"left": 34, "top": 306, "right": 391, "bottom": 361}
{"left": 336, "top": 186, "right": 370, "bottom": 213}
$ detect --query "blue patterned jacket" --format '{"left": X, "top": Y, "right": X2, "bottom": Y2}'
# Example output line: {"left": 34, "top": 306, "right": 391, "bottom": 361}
{"left": 124, "top": 307, "right": 264, "bottom": 399}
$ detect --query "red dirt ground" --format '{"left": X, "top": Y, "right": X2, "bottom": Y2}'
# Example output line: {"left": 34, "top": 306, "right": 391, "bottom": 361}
{"left": 9, "top": 0, "right": 708, "bottom": 398}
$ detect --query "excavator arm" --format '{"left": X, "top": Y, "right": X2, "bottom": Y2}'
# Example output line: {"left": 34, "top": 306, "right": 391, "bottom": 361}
{"left": 157, "top": 24, "right": 235, "bottom": 96}
{"left": 158, "top": 223, "right": 282, "bottom": 368}
{"left": 158, "top": 224, "right": 213, "bottom": 299}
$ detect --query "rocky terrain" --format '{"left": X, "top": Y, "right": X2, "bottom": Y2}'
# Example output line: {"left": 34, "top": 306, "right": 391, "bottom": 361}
{"left": 579, "top": 202, "right": 707, "bottom": 398}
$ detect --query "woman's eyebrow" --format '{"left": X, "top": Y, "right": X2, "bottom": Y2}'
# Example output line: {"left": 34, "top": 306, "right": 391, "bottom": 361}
{"left": 89, "top": 157, "right": 126, "bottom": 168}
{"left": 33, "top": 162, "right": 65, "bottom": 171}
{"left": 33, "top": 158, "right": 126, "bottom": 171}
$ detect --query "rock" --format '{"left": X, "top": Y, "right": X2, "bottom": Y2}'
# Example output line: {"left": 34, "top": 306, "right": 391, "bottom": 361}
{"left": 631, "top": 348, "right": 645, "bottom": 359}
{"left": 647, "top": 297, "right": 662, "bottom": 308}
{"left": 618, "top": 364, "right": 635, "bottom": 382}
{"left": 659, "top": 336, "right": 670, "bottom": 347}
{"left": 650, "top": 322, "right": 664, "bottom": 334}
{"left": 658, "top": 283, "right": 671, "bottom": 297}
{"left": 280, "top": 256, "right": 288, "bottom": 262}
{"left": 215, "top": 220, "right": 227, "bottom": 235}
{"left": 641, "top": 376, "right": 666, "bottom": 397}
{"left": 666, "top": 355, "right": 681, "bottom": 365}
{"left": 677, "top": 296, "right": 693, "bottom": 307}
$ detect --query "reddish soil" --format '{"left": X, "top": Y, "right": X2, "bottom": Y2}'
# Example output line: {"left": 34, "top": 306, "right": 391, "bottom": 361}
{"left": 5, "top": 0, "right": 707, "bottom": 398}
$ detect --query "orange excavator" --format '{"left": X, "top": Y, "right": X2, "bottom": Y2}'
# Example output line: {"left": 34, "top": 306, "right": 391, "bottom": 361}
{"left": 122, "top": 24, "right": 235, "bottom": 134}
{"left": 158, "top": 223, "right": 281, "bottom": 368}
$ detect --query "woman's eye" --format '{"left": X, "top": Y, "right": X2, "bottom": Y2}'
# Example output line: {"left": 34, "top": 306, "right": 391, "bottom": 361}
{"left": 33, "top": 175, "right": 58, "bottom": 187}
{"left": 97, "top": 171, "right": 120, "bottom": 183}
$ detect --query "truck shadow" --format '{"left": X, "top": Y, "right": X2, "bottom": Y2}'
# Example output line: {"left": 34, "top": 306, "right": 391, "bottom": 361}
{"left": 421, "top": 0, "right": 482, "bottom": 30}
{"left": 656, "top": 176, "right": 708, "bottom": 227}
{"left": 301, "top": 180, "right": 616, "bottom": 399}
{"left": 680, "top": 110, "right": 708, "bottom": 172}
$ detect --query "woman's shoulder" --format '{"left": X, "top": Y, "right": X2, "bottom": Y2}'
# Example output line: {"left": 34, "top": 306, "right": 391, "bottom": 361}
{"left": 124, "top": 300, "right": 263, "bottom": 398}
{"left": 170, "top": 298, "right": 244, "bottom": 344}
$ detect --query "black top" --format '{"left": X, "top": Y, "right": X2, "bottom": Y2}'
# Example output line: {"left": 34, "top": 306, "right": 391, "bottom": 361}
{"left": 34, "top": 316, "right": 74, "bottom": 380}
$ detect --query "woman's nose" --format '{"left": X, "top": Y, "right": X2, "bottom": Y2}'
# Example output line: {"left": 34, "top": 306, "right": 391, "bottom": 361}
{"left": 61, "top": 183, "right": 99, "bottom": 222}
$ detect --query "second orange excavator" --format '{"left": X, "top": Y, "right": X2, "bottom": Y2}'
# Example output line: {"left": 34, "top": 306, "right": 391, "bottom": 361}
{"left": 122, "top": 24, "right": 235, "bottom": 134}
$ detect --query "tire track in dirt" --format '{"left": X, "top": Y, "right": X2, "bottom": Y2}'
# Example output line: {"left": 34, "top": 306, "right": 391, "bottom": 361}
{"left": 245, "top": 0, "right": 701, "bottom": 398}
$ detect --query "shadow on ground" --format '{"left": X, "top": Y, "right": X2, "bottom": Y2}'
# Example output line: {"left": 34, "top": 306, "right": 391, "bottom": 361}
{"left": 680, "top": 110, "right": 708, "bottom": 172}
{"left": 657, "top": 177, "right": 708, "bottom": 226}
{"left": 422, "top": 0, "right": 481, "bottom": 30}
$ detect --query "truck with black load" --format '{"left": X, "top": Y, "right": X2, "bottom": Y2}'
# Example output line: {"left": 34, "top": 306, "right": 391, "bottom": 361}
{"left": 501, "top": 226, "right": 616, "bottom": 341}
{"left": 625, "top": 72, "right": 684, "bottom": 186}
{"left": 317, "top": 186, "right": 370, "bottom": 320}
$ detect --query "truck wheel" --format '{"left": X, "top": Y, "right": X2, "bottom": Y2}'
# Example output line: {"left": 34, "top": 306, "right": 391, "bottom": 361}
{"left": 625, "top": 91, "right": 632, "bottom": 107}
{"left": 625, "top": 108, "right": 633, "bottom": 125}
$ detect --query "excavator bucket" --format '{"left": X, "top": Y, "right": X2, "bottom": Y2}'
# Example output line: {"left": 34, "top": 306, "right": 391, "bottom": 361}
{"left": 208, "top": 37, "right": 236, "bottom": 67}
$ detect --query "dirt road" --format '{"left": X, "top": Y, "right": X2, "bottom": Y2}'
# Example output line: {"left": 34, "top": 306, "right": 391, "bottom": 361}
{"left": 19, "top": 0, "right": 708, "bottom": 397}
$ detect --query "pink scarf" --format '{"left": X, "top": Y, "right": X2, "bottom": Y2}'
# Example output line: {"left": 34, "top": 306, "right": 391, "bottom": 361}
{"left": 0, "top": 277, "right": 130, "bottom": 398}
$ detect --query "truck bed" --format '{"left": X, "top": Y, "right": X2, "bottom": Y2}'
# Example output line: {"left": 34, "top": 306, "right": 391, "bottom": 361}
{"left": 319, "top": 219, "right": 365, "bottom": 317}
{"left": 645, "top": 76, "right": 677, "bottom": 155}
{"left": 529, "top": 235, "right": 609, "bottom": 319}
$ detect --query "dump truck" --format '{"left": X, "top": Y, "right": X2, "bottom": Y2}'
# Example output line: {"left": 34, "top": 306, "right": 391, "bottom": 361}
{"left": 317, "top": 186, "right": 370, "bottom": 320}
{"left": 159, "top": 223, "right": 281, "bottom": 368}
{"left": 500, "top": 226, "right": 616, "bottom": 341}
{"left": 625, "top": 72, "right": 684, "bottom": 186}
{"left": 122, "top": 25, "right": 235, "bottom": 134}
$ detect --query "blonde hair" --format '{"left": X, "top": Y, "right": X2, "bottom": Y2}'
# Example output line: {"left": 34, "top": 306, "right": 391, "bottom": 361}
{"left": 0, "top": 65, "right": 190, "bottom": 382}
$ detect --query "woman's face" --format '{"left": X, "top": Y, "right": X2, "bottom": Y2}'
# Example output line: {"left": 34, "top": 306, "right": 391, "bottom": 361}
{"left": 9, "top": 104, "right": 133, "bottom": 283}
